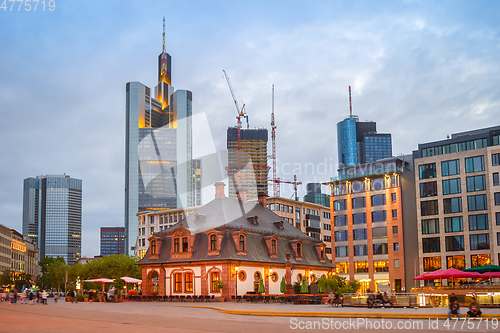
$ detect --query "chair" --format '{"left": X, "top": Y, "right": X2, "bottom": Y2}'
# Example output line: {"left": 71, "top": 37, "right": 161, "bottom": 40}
{"left": 192, "top": 295, "right": 198, "bottom": 302}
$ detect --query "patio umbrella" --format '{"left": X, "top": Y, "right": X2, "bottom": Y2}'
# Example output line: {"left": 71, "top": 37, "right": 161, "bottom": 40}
{"left": 464, "top": 265, "right": 500, "bottom": 273}
{"left": 481, "top": 271, "right": 500, "bottom": 279}
{"left": 318, "top": 277, "right": 326, "bottom": 293}
{"left": 84, "top": 278, "right": 115, "bottom": 293}
{"left": 440, "top": 268, "right": 471, "bottom": 279}
{"left": 280, "top": 277, "right": 286, "bottom": 294}
{"left": 258, "top": 276, "right": 266, "bottom": 293}
{"left": 121, "top": 277, "right": 142, "bottom": 295}
{"left": 413, "top": 272, "right": 433, "bottom": 280}
{"left": 422, "top": 269, "right": 443, "bottom": 280}
{"left": 300, "top": 276, "right": 308, "bottom": 294}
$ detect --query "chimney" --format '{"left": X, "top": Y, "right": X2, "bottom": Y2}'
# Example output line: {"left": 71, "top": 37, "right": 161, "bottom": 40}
{"left": 237, "top": 189, "right": 248, "bottom": 204}
{"left": 258, "top": 192, "right": 267, "bottom": 207}
{"left": 214, "top": 182, "right": 225, "bottom": 199}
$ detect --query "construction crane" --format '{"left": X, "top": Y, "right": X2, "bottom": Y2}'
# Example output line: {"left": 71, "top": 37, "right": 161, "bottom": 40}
{"left": 267, "top": 84, "right": 302, "bottom": 199}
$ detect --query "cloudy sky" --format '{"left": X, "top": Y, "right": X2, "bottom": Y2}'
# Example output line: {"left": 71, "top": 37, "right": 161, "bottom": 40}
{"left": 1, "top": 0, "right": 499, "bottom": 257}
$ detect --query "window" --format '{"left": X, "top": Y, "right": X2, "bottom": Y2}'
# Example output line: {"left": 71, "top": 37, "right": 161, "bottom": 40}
{"left": 470, "top": 234, "right": 490, "bottom": 250}
{"left": 373, "top": 243, "right": 388, "bottom": 255}
{"left": 238, "top": 270, "right": 246, "bottom": 282}
{"left": 352, "top": 213, "right": 366, "bottom": 224}
{"left": 151, "top": 240, "right": 156, "bottom": 255}
{"left": 465, "top": 156, "right": 485, "bottom": 173}
{"left": 442, "top": 159, "right": 460, "bottom": 176}
{"left": 466, "top": 175, "right": 486, "bottom": 192}
{"left": 445, "top": 235, "right": 464, "bottom": 251}
{"left": 185, "top": 273, "right": 193, "bottom": 292}
{"left": 269, "top": 203, "right": 275, "bottom": 211}
{"left": 374, "top": 261, "right": 389, "bottom": 272}
{"left": 271, "top": 272, "right": 278, "bottom": 282}
{"left": 335, "top": 246, "right": 348, "bottom": 257}
{"left": 394, "top": 259, "right": 400, "bottom": 268}
{"left": 494, "top": 173, "right": 499, "bottom": 186}
{"left": 271, "top": 239, "right": 277, "bottom": 254}
{"left": 492, "top": 153, "right": 500, "bottom": 166}
{"left": 447, "top": 255, "right": 465, "bottom": 269}
{"left": 371, "top": 194, "right": 385, "bottom": 206}
{"left": 296, "top": 242, "right": 302, "bottom": 257}
{"left": 182, "top": 237, "right": 188, "bottom": 252}
{"left": 392, "top": 209, "right": 397, "bottom": 218}
{"left": 239, "top": 235, "right": 245, "bottom": 251}
{"left": 420, "top": 182, "right": 437, "bottom": 197}
{"left": 393, "top": 242, "right": 399, "bottom": 251}
{"left": 468, "top": 194, "right": 487, "bottom": 211}
{"left": 323, "top": 235, "right": 331, "bottom": 242}
{"left": 469, "top": 214, "right": 488, "bottom": 231}
{"left": 497, "top": 212, "right": 500, "bottom": 225}
{"left": 150, "top": 227, "right": 154, "bottom": 235}
{"left": 334, "top": 215, "right": 347, "bottom": 226}
{"left": 421, "top": 200, "right": 438, "bottom": 216}
{"left": 422, "top": 237, "right": 440, "bottom": 253}
{"left": 498, "top": 233, "right": 500, "bottom": 246}
{"left": 422, "top": 219, "right": 439, "bottom": 234}
{"left": 335, "top": 262, "right": 349, "bottom": 274}
{"left": 391, "top": 193, "right": 396, "bottom": 202}
{"left": 443, "top": 197, "right": 462, "bottom": 214}
{"left": 335, "top": 231, "right": 348, "bottom": 242}
{"left": 471, "top": 254, "right": 490, "bottom": 267}
{"left": 354, "top": 261, "right": 368, "bottom": 273}
{"left": 352, "top": 197, "right": 366, "bottom": 209}
{"left": 334, "top": 199, "right": 347, "bottom": 210}
{"left": 174, "top": 238, "right": 180, "bottom": 252}
{"left": 353, "top": 245, "right": 368, "bottom": 256}
{"left": 174, "top": 273, "right": 183, "bottom": 292}
{"left": 392, "top": 226, "right": 398, "bottom": 234}
{"left": 444, "top": 216, "right": 463, "bottom": 232}
{"left": 442, "top": 178, "right": 461, "bottom": 195}
{"left": 423, "top": 257, "right": 441, "bottom": 272}
{"left": 372, "top": 210, "right": 386, "bottom": 222}
{"left": 323, "top": 224, "right": 331, "bottom": 231}
{"left": 150, "top": 215, "right": 154, "bottom": 224}
{"left": 419, "top": 163, "right": 436, "bottom": 179}
{"left": 495, "top": 193, "right": 500, "bottom": 205}
{"left": 353, "top": 229, "right": 367, "bottom": 240}
{"left": 210, "top": 235, "right": 217, "bottom": 251}
{"left": 372, "top": 226, "right": 387, "bottom": 238}
{"left": 211, "top": 272, "right": 221, "bottom": 292}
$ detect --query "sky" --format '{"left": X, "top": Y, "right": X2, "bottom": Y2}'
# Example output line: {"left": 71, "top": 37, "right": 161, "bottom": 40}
{"left": 1, "top": 0, "right": 500, "bottom": 257}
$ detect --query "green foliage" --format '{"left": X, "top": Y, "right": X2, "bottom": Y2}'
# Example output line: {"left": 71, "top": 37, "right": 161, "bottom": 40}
{"left": 293, "top": 282, "right": 301, "bottom": 294}
{"left": 214, "top": 280, "right": 225, "bottom": 290}
{"left": 0, "top": 270, "right": 33, "bottom": 290}
{"left": 348, "top": 280, "right": 361, "bottom": 294}
{"left": 317, "top": 276, "right": 326, "bottom": 293}
{"left": 76, "top": 295, "right": 84, "bottom": 302}
{"left": 38, "top": 256, "right": 66, "bottom": 289}
{"left": 324, "top": 275, "right": 360, "bottom": 296}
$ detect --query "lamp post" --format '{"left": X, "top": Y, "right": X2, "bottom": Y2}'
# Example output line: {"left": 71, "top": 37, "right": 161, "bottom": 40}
{"left": 235, "top": 266, "right": 240, "bottom": 298}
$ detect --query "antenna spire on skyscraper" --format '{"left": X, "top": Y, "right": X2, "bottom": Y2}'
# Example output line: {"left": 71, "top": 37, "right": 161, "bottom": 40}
{"left": 162, "top": 17, "right": 166, "bottom": 53}
{"left": 349, "top": 86, "right": 353, "bottom": 119}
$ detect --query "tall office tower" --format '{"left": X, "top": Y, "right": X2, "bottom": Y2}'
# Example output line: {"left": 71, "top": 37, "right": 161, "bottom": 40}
{"left": 22, "top": 174, "right": 82, "bottom": 265}
{"left": 303, "top": 183, "right": 331, "bottom": 207}
{"left": 100, "top": 227, "right": 125, "bottom": 256}
{"left": 413, "top": 125, "right": 500, "bottom": 279}
{"left": 337, "top": 115, "right": 392, "bottom": 169}
{"left": 227, "top": 128, "right": 268, "bottom": 200}
{"left": 125, "top": 20, "right": 194, "bottom": 255}
{"left": 192, "top": 159, "right": 202, "bottom": 206}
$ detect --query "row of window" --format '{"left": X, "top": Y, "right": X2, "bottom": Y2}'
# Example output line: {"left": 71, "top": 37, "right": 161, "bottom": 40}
{"left": 268, "top": 203, "right": 323, "bottom": 217}
{"left": 335, "top": 260, "right": 397, "bottom": 274}
{"left": 420, "top": 193, "right": 500, "bottom": 216}
{"left": 420, "top": 173, "right": 500, "bottom": 198}
{"left": 419, "top": 154, "right": 500, "bottom": 181}
{"left": 423, "top": 254, "right": 494, "bottom": 271}
{"left": 334, "top": 193, "right": 397, "bottom": 211}
{"left": 422, "top": 233, "right": 494, "bottom": 253}
{"left": 335, "top": 242, "right": 398, "bottom": 257}
{"left": 420, "top": 138, "right": 490, "bottom": 158}
{"left": 333, "top": 176, "right": 400, "bottom": 196}
{"left": 422, "top": 213, "right": 500, "bottom": 234}
{"left": 335, "top": 226, "right": 389, "bottom": 241}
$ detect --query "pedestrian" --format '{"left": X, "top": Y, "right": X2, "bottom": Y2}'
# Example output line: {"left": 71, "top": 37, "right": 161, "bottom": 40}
{"left": 114, "top": 287, "right": 118, "bottom": 303}
{"left": 54, "top": 291, "right": 58, "bottom": 303}
{"left": 29, "top": 290, "right": 34, "bottom": 305}
{"left": 21, "top": 289, "right": 27, "bottom": 304}
{"left": 89, "top": 290, "right": 93, "bottom": 303}
{"left": 41, "top": 290, "right": 48, "bottom": 305}
{"left": 36, "top": 290, "right": 40, "bottom": 303}
{"left": 467, "top": 297, "right": 482, "bottom": 317}
{"left": 71, "top": 290, "right": 77, "bottom": 303}
{"left": 448, "top": 299, "right": 461, "bottom": 319}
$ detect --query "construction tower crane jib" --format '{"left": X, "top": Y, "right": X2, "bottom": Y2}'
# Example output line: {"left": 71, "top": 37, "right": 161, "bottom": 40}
{"left": 222, "top": 70, "right": 249, "bottom": 129}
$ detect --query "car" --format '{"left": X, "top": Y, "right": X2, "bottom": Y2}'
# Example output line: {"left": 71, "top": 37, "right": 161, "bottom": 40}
{"left": 476, "top": 281, "right": 492, "bottom": 287}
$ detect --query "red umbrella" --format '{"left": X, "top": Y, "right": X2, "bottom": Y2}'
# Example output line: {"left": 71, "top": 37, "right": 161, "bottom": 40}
{"left": 84, "top": 278, "right": 115, "bottom": 292}
{"left": 440, "top": 268, "right": 470, "bottom": 279}
{"left": 423, "top": 269, "right": 444, "bottom": 279}
{"left": 467, "top": 272, "right": 484, "bottom": 278}
{"left": 413, "top": 272, "right": 433, "bottom": 280}
{"left": 482, "top": 271, "right": 500, "bottom": 278}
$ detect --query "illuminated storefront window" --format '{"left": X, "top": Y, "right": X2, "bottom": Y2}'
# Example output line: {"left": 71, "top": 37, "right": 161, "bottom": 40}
{"left": 471, "top": 254, "right": 490, "bottom": 267}
{"left": 446, "top": 255, "right": 465, "bottom": 269}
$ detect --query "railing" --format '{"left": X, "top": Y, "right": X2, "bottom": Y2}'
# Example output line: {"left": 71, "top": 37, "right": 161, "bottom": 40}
{"left": 343, "top": 293, "right": 431, "bottom": 308}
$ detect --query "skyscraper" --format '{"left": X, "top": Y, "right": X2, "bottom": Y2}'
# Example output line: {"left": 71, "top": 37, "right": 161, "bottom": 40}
{"left": 337, "top": 115, "right": 392, "bottom": 169}
{"left": 22, "top": 174, "right": 82, "bottom": 265}
{"left": 125, "top": 19, "right": 194, "bottom": 254}
{"left": 100, "top": 227, "right": 125, "bottom": 256}
{"left": 303, "top": 183, "right": 330, "bottom": 207}
{"left": 226, "top": 128, "right": 268, "bottom": 200}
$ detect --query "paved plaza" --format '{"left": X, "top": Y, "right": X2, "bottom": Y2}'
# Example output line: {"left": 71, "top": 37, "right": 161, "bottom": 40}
{"left": 1, "top": 299, "right": 500, "bottom": 332}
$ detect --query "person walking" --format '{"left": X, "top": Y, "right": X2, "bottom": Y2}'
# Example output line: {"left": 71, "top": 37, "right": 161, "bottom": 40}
{"left": 29, "top": 290, "right": 34, "bottom": 305}
{"left": 41, "top": 290, "right": 48, "bottom": 305}
{"left": 467, "top": 297, "right": 482, "bottom": 317}
{"left": 21, "top": 289, "right": 27, "bottom": 304}
{"left": 54, "top": 291, "right": 59, "bottom": 303}
{"left": 71, "top": 290, "right": 77, "bottom": 303}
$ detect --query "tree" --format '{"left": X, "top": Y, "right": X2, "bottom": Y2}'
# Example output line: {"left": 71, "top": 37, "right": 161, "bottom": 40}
{"left": 324, "top": 275, "right": 360, "bottom": 295}
{"left": 38, "top": 256, "right": 66, "bottom": 290}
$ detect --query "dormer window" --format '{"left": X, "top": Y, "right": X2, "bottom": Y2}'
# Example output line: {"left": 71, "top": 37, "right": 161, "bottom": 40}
{"left": 271, "top": 239, "right": 277, "bottom": 255}
{"left": 314, "top": 243, "right": 326, "bottom": 262}
{"left": 210, "top": 234, "right": 217, "bottom": 250}
{"left": 264, "top": 235, "right": 279, "bottom": 258}
{"left": 182, "top": 237, "right": 189, "bottom": 252}
{"left": 290, "top": 240, "right": 303, "bottom": 260}
{"left": 239, "top": 235, "right": 245, "bottom": 251}
{"left": 151, "top": 240, "right": 157, "bottom": 255}
{"left": 169, "top": 226, "right": 193, "bottom": 260}
{"left": 174, "top": 238, "right": 180, "bottom": 252}
{"left": 297, "top": 242, "right": 302, "bottom": 257}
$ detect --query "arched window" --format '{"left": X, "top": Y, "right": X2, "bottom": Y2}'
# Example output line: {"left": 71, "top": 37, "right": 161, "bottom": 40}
{"left": 211, "top": 272, "right": 221, "bottom": 292}
{"left": 210, "top": 235, "right": 217, "bottom": 250}
{"left": 151, "top": 240, "right": 156, "bottom": 255}
{"left": 297, "top": 242, "right": 302, "bottom": 257}
{"left": 239, "top": 235, "right": 245, "bottom": 251}
{"left": 271, "top": 239, "right": 277, "bottom": 254}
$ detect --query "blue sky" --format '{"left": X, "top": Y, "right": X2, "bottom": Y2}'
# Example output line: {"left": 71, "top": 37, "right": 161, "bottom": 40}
{"left": 1, "top": 0, "right": 500, "bottom": 257}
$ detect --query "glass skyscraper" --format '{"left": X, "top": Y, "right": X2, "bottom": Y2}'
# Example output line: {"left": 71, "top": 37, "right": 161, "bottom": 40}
{"left": 125, "top": 28, "right": 195, "bottom": 255}
{"left": 100, "top": 227, "right": 125, "bottom": 256}
{"left": 22, "top": 174, "right": 82, "bottom": 265}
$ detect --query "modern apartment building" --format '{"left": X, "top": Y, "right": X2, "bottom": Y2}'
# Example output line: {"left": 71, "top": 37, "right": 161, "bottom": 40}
{"left": 413, "top": 126, "right": 500, "bottom": 279}
{"left": 22, "top": 174, "right": 82, "bottom": 265}
{"left": 265, "top": 197, "right": 333, "bottom": 260}
{"left": 303, "top": 183, "right": 331, "bottom": 208}
{"left": 125, "top": 21, "right": 195, "bottom": 254}
{"left": 100, "top": 227, "right": 126, "bottom": 256}
{"left": 227, "top": 128, "right": 268, "bottom": 201}
{"left": 326, "top": 157, "right": 418, "bottom": 293}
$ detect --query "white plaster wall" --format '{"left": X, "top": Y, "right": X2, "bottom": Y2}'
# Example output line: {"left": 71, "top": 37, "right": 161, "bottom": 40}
{"left": 268, "top": 268, "right": 286, "bottom": 294}
{"left": 235, "top": 266, "right": 264, "bottom": 295}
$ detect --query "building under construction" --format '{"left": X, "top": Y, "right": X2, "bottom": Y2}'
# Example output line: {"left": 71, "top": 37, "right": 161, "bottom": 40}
{"left": 227, "top": 128, "right": 268, "bottom": 200}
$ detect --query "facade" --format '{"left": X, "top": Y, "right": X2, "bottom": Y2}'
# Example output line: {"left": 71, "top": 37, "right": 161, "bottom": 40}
{"left": 326, "top": 157, "right": 418, "bottom": 293}
{"left": 125, "top": 30, "right": 195, "bottom": 255}
{"left": 137, "top": 183, "right": 334, "bottom": 298}
{"left": 303, "top": 183, "right": 331, "bottom": 208}
{"left": 191, "top": 159, "right": 202, "bottom": 206}
{"left": 227, "top": 128, "right": 268, "bottom": 200}
{"left": 135, "top": 205, "right": 201, "bottom": 258}
{"left": 100, "top": 227, "right": 126, "bottom": 256}
{"left": 0, "top": 224, "right": 39, "bottom": 278}
{"left": 0, "top": 224, "right": 11, "bottom": 272}
{"left": 337, "top": 115, "right": 392, "bottom": 168}
{"left": 413, "top": 126, "right": 500, "bottom": 279}
{"left": 264, "top": 197, "right": 332, "bottom": 260}
{"left": 22, "top": 174, "right": 82, "bottom": 265}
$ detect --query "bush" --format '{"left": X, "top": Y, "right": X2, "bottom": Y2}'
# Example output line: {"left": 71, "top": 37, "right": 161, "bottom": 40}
{"left": 214, "top": 280, "right": 225, "bottom": 290}
{"left": 76, "top": 295, "right": 84, "bottom": 302}
{"left": 293, "top": 282, "right": 301, "bottom": 294}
